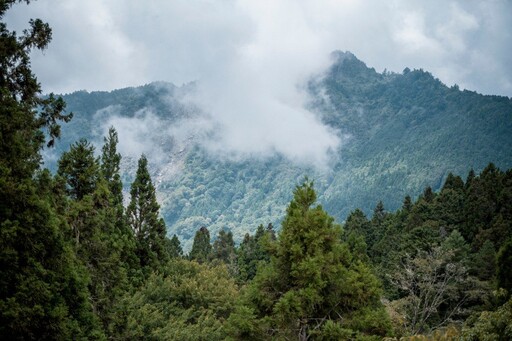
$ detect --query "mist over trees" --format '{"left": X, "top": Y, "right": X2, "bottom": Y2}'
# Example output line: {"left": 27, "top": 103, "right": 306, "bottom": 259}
{"left": 1, "top": 1, "right": 511, "bottom": 340}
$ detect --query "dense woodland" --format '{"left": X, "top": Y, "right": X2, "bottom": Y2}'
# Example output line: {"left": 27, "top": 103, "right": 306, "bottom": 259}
{"left": 1, "top": 1, "right": 512, "bottom": 340}
{"left": 48, "top": 48, "right": 512, "bottom": 249}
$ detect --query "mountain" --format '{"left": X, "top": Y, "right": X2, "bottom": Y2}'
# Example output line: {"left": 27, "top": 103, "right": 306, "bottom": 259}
{"left": 47, "top": 52, "right": 512, "bottom": 249}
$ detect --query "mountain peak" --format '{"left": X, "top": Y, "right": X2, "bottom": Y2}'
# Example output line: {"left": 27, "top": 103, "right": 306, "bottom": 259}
{"left": 327, "top": 50, "right": 379, "bottom": 84}
{"left": 329, "top": 50, "right": 358, "bottom": 62}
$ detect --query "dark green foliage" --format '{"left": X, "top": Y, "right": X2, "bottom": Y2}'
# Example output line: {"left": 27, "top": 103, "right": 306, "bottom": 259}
{"left": 344, "top": 208, "right": 371, "bottom": 238}
{"left": 48, "top": 51, "right": 512, "bottom": 249}
{"left": 100, "top": 126, "right": 123, "bottom": 206}
{"left": 343, "top": 209, "right": 371, "bottom": 262}
{"left": 58, "top": 139, "right": 100, "bottom": 200}
{"left": 189, "top": 226, "right": 212, "bottom": 263}
{"left": 364, "top": 165, "right": 512, "bottom": 335}
{"left": 127, "top": 154, "right": 169, "bottom": 272}
{"left": 212, "top": 229, "right": 236, "bottom": 263}
{"left": 368, "top": 201, "right": 386, "bottom": 248}
{"left": 442, "top": 173, "right": 465, "bottom": 191}
{"left": 497, "top": 238, "right": 512, "bottom": 295}
{"left": 0, "top": 177, "right": 102, "bottom": 339}
{"left": 166, "top": 234, "right": 183, "bottom": 258}
{"left": 237, "top": 224, "right": 274, "bottom": 282}
{"left": 0, "top": 2, "right": 98, "bottom": 338}
{"left": 2, "top": 2, "right": 512, "bottom": 337}
{"left": 98, "top": 127, "right": 138, "bottom": 286}
{"left": 238, "top": 180, "right": 391, "bottom": 339}
{"left": 402, "top": 195, "right": 412, "bottom": 213}
{"left": 441, "top": 229, "right": 470, "bottom": 264}
{"left": 211, "top": 229, "right": 238, "bottom": 276}
{"left": 464, "top": 163, "right": 502, "bottom": 244}
{"left": 472, "top": 240, "right": 497, "bottom": 281}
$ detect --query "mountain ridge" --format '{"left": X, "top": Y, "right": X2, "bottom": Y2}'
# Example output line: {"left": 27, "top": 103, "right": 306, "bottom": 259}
{"left": 49, "top": 52, "right": 512, "bottom": 249}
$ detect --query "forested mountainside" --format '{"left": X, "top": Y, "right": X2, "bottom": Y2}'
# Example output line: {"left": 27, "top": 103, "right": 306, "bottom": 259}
{"left": 2, "top": 1, "right": 512, "bottom": 339}
{"left": 49, "top": 51, "right": 512, "bottom": 248}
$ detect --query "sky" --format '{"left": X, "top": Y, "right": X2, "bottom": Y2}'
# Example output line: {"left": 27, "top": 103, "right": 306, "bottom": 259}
{"left": 5, "top": 0, "right": 512, "bottom": 167}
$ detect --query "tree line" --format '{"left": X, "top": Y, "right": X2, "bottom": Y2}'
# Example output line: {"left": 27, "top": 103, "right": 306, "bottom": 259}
{"left": 1, "top": 1, "right": 511, "bottom": 339}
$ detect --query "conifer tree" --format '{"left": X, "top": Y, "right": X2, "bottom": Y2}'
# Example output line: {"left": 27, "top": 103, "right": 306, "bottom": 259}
{"left": 472, "top": 240, "right": 496, "bottom": 281}
{"left": 497, "top": 238, "right": 512, "bottom": 296}
{"left": 99, "top": 127, "right": 138, "bottom": 284}
{"left": 241, "top": 180, "right": 390, "bottom": 340}
{"left": 189, "top": 226, "right": 212, "bottom": 263}
{"left": 212, "top": 229, "right": 236, "bottom": 263}
{"left": 423, "top": 186, "right": 435, "bottom": 202}
{"left": 368, "top": 201, "right": 386, "bottom": 250}
{"left": 127, "top": 154, "right": 168, "bottom": 271}
{"left": 442, "top": 173, "right": 465, "bottom": 191}
{"left": 0, "top": 2, "right": 98, "bottom": 337}
{"left": 58, "top": 139, "right": 99, "bottom": 200}
{"left": 402, "top": 195, "right": 413, "bottom": 213}
{"left": 58, "top": 137, "right": 134, "bottom": 334}
{"left": 166, "top": 234, "right": 183, "bottom": 258}
{"left": 237, "top": 224, "right": 274, "bottom": 282}
{"left": 101, "top": 126, "right": 123, "bottom": 206}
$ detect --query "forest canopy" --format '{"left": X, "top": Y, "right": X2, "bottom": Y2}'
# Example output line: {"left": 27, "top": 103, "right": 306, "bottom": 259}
{"left": 1, "top": 1, "right": 511, "bottom": 340}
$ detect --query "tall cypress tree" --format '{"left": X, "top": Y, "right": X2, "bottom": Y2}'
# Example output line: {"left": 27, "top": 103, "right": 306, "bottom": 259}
{"left": 99, "top": 127, "right": 138, "bottom": 280}
{"left": 127, "top": 154, "right": 168, "bottom": 271}
{"left": 189, "top": 226, "right": 212, "bottom": 263}
{"left": 0, "top": 2, "right": 99, "bottom": 338}
{"left": 101, "top": 126, "right": 123, "bottom": 206}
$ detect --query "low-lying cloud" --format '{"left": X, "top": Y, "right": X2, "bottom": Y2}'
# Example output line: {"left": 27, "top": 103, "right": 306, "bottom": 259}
{"left": 6, "top": 0, "right": 512, "bottom": 168}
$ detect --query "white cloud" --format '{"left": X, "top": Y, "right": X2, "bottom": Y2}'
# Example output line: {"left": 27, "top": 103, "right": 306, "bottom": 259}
{"left": 4, "top": 0, "right": 512, "bottom": 167}
{"left": 5, "top": 0, "right": 511, "bottom": 96}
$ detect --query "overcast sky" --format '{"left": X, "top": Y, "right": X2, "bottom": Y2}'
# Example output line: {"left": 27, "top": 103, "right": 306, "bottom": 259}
{"left": 6, "top": 0, "right": 511, "bottom": 97}
{"left": 5, "top": 0, "right": 512, "bottom": 167}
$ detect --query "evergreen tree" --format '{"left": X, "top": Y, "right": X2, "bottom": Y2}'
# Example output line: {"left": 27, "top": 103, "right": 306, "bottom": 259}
{"left": 343, "top": 209, "right": 371, "bottom": 262}
{"left": 237, "top": 233, "right": 257, "bottom": 283}
{"left": 441, "top": 229, "right": 470, "bottom": 264}
{"left": 121, "top": 259, "right": 239, "bottom": 340}
{"left": 166, "top": 234, "right": 183, "bottom": 259}
{"left": 58, "top": 139, "right": 99, "bottom": 200}
{"left": 0, "top": 2, "right": 99, "bottom": 338}
{"left": 241, "top": 180, "right": 391, "bottom": 339}
{"left": 497, "top": 238, "right": 512, "bottom": 295}
{"left": 237, "top": 224, "right": 274, "bottom": 282}
{"left": 127, "top": 154, "right": 168, "bottom": 272}
{"left": 101, "top": 126, "right": 123, "bottom": 206}
{"left": 189, "top": 226, "right": 212, "bottom": 263}
{"left": 212, "top": 229, "right": 236, "bottom": 263}
{"left": 435, "top": 184, "right": 465, "bottom": 234}
{"left": 442, "top": 173, "right": 465, "bottom": 191}
{"left": 464, "top": 163, "right": 503, "bottom": 244}
{"left": 57, "top": 136, "right": 135, "bottom": 335}
{"left": 402, "top": 195, "right": 413, "bottom": 213}
{"left": 368, "top": 201, "right": 387, "bottom": 250}
{"left": 99, "top": 127, "right": 138, "bottom": 286}
{"left": 471, "top": 240, "right": 496, "bottom": 281}
{"left": 423, "top": 186, "right": 435, "bottom": 203}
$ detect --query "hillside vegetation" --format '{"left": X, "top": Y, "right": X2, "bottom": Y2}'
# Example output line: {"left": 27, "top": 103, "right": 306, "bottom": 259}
{"left": 49, "top": 52, "right": 512, "bottom": 248}
{"left": 1, "top": 2, "right": 511, "bottom": 339}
